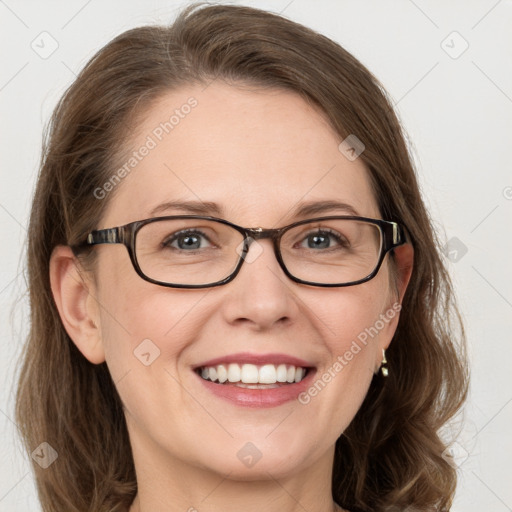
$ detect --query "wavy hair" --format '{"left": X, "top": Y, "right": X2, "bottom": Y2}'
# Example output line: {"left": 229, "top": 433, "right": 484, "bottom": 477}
{"left": 15, "top": 3, "right": 468, "bottom": 511}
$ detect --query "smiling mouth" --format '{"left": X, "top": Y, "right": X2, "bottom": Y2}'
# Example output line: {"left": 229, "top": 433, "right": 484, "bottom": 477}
{"left": 195, "top": 362, "right": 311, "bottom": 387}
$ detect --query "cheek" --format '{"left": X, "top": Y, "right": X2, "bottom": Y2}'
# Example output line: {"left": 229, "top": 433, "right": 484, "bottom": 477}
{"left": 299, "top": 278, "right": 391, "bottom": 429}
{"left": 94, "top": 251, "right": 206, "bottom": 377}
{"left": 309, "top": 276, "right": 390, "bottom": 355}
{"left": 98, "top": 284, "right": 202, "bottom": 364}
{"left": 95, "top": 278, "right": 207, "bottom": 431}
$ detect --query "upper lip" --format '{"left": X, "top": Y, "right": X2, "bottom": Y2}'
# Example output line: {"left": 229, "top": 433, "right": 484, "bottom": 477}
{"left": 193, "top": 352, "right": 315, "bottom": 370}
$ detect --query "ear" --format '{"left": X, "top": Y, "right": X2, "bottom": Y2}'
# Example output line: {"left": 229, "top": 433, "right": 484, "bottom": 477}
{"left": 374, "top": 242, "right": 414, "bottom": 373}
{"left": 392, "top": 242, "right": 414, "bottom": 305}
{"left": 49, "top": 246, "right": 105, "bottom": 364}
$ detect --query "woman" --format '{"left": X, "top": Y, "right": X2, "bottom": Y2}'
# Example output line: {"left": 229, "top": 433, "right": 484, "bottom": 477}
{"left": 15, "top": 3, "right": 468, "bottom": 511}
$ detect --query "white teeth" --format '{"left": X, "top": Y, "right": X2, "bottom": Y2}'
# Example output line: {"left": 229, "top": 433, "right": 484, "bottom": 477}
{"left": 217, "top": 364, "right": 228, "bottom": 383}
{"left": 208, "top": 367, "right": 217, "bottom": 382}
{"left": 198, "top": 362, "right": 308, "bottom": 385}
{"left": 259, "top": 364, "right": 277, "bottom": 384}
{"left": 241, "top": 364, "right": 259, "bottom": 383}
{"left": 227, "top": 363, "right": 241, "bottom": 382}
{"left": 276, "top": 364, "right": 287, "bottom": 382}
{"left": 235, "top": 382, "right": 280, "bottom": 389}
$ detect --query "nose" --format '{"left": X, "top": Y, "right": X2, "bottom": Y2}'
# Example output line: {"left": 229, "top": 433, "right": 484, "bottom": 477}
{"left": 220, "top": 237, "right": 300, "bottom": 330}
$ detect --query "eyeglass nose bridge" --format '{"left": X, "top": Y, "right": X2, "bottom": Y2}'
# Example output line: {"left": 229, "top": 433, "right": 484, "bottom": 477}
{"left": 242, "top": 226, "right": 284, "bottom": 249}
{"left": 239, "top": 226, "right": 284, "bottom": 263}
{"left": 244, "top": 226, "right": 280, "bottom": 240}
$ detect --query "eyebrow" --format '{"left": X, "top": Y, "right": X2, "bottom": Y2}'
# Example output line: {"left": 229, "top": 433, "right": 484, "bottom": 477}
{"left": 150, "top": 200, "right": 223, "bottom": 216}
{"left": 149, "top": 199, "right": 360, "bottom": 219}
{"left": 292, "top": 200, "right": 360, "bottom": 217}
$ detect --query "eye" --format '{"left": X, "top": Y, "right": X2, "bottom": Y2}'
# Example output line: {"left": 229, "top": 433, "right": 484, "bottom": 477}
{"left": 299, "top": 229, "right": 348, "bottom": 250}
{"left": 163, "top": 230, "right": 213, "bottom": 251}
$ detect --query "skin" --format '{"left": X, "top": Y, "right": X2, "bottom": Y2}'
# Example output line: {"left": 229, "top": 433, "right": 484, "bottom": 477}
{"left": 50, "top": 81, "right": 413, "bottom": 512}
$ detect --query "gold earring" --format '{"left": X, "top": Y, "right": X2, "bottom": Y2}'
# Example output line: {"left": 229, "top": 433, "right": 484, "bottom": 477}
{"left": 380, "top": 349, "right": 389, "bottom": 377}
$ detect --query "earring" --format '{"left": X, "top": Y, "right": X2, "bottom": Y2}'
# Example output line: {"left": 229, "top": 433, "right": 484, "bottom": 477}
{"left": 380, "top": 349, "right": 389, "bottom": 377}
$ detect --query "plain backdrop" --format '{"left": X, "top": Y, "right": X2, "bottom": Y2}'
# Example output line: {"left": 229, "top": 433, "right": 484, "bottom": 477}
{"left": 1, "top": 1, "right": 511, "bottom": 510}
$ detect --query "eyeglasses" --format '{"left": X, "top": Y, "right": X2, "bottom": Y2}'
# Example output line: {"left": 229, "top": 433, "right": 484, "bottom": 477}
{"left": 76, "top": 215, "right": 406, "bottom": 288}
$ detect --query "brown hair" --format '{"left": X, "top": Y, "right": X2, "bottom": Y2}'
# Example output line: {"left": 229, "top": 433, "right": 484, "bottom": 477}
{"left": 15, "top": 3, "right": 468, "bottom": 511}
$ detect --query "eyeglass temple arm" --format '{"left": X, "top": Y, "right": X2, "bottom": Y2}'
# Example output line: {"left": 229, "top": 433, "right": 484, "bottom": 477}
{"left": 86, "top": 227, "right": 122, "bottom": 245}
{"left": 390, "top": 222, "right": 410, "bottom": 249}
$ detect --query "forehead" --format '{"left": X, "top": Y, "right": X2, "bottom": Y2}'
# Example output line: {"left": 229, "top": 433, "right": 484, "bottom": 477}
{"left": 101, "top": 81, "right": 379, "bottom": 227}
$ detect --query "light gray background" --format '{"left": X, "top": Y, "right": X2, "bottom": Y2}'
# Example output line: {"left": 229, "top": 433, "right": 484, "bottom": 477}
{"left": 1, "top": 0, "right": 511, "bottom": 510}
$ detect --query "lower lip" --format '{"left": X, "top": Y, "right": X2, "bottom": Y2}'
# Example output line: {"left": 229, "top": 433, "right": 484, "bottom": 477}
{"left": 193, "top": 369, "right": 316, "bottom": 408}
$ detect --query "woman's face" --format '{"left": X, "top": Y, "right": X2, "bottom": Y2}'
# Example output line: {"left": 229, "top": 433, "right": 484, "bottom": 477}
{"left": 72, "top": 82, "right": 408, "bottom": 480}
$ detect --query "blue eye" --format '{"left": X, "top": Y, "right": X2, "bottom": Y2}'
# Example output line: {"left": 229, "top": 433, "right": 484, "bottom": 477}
{"left": 306, "top": 233, "right": 330, "bottom": 249}
{"left": 300, "top": 230, "right": 348, "bottom": 250}
{"left": 164, "top": 230, "right": 211, "bottom": 251}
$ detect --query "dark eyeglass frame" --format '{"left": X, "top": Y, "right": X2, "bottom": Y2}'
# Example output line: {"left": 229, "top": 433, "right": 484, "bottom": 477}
{"left": 73, "top": 215, "right": 407, "bottom": 289}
